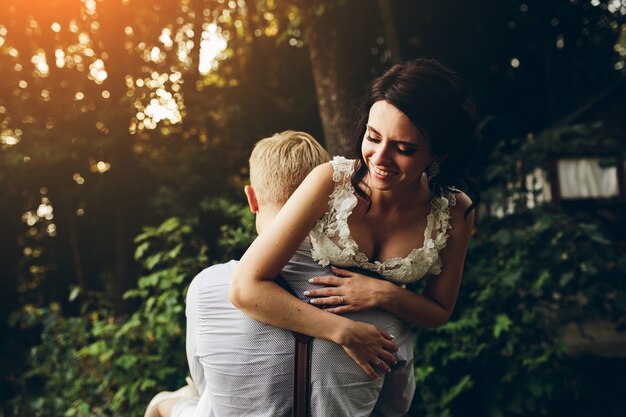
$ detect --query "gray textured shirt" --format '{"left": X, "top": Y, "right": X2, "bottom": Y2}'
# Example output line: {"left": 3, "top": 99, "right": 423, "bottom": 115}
{"left": 183, "top": 239, "right": 415, "bottom": 417}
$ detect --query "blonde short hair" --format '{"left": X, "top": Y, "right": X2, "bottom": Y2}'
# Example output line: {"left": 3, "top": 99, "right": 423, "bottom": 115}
{"left": 249, "top": 130, "right": 330, "bottom": 207}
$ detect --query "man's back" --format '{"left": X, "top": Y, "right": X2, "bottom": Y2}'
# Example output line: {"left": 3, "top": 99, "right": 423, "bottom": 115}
{"left": 186, "top": 260, "right": 293, "bottom": 417}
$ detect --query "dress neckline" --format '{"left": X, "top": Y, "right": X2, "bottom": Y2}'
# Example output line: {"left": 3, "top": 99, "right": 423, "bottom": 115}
{"left": 309, "top": 156, "right": 454, "bottom": 284}
{"left": 342, "top": 195, "right": 440, "bottom": 267}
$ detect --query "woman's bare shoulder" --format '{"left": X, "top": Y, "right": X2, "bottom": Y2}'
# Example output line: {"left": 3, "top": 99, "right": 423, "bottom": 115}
{"left": 449, "top": 189, "right": 475, "bottom": 228}
{"left": 301, "top": 162, "right": 335, "bottom": 191}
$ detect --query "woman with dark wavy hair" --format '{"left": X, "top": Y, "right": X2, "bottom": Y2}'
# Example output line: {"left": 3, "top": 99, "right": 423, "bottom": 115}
{"left": 231, "top": 58, "right": 480, "bottom": 380}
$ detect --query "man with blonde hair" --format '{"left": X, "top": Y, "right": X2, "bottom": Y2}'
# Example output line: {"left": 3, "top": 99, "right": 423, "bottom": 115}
{"left": 145, "top": 130, "right": 415, "bottom": 417}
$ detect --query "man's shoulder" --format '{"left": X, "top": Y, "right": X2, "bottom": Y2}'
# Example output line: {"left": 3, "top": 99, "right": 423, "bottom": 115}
{"left": 189, "top": 259, "right": 239, "bottom": 291}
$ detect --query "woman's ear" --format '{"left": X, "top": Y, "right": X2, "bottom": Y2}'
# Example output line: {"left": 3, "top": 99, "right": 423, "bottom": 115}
{"left": 244, "top": 185, "right": 259, "bottom": 213}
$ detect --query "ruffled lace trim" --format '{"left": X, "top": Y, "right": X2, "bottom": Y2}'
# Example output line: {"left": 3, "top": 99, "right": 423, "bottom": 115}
{"left": 310, "top": 156, "right": 456, "bottom": 284}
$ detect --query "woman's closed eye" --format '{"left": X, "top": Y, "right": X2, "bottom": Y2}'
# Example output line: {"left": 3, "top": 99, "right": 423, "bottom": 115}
{"left": 396, "top": 144, "right": 417, "bottom": 155}
{"left": 367, "top": 135, "right": 418, "bottom": 156}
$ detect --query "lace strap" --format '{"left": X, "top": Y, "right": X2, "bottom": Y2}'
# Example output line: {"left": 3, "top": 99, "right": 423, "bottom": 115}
{"left": 315, "top": 156, "right": 359, "bottom": 248}
{"left": 424, "top": 191, "right": 456, "bottom": 250}
{"left": 330, "top": 156, "right": 354, "bottom": 184}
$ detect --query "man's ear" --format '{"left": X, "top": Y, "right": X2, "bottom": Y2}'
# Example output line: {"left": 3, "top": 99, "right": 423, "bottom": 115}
{"left": 244, "top": 185, "right": 259, "bottom": 213}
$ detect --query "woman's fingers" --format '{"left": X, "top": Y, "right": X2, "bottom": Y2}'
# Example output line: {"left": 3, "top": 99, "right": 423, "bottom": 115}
{"left": 308, "top": 295, "right": 343, "bottom": 305}
{"left": 381, "top": 337, "right": 398, "bottom": 353}
{"left": 304, "top": 286, "right": 338, "bottom": 297}
{"left": 362, "top": 363, "right": 378, "bottom": 379}
{"left": 377, "top": 327, "right": 395, "bottom": 341}
{"left": 339, "top": 321, "right": 401, "bottom": 378}
{"left": 363, "top": 349, "right": 396, "bottom": 376}
{"left": 324, "top": 306, "right": 352, "bottom": 314}
{"left": 372, "top": 357, "right": 391, "bottom": 373}
{"left": 308, "top": 275, "right": 344, "bottom": 286}
{"left": 377, "top": 347, "right": 397, "bottom": 366}
{"left": 330, "top": 266, "right": 353, "bottom": 277}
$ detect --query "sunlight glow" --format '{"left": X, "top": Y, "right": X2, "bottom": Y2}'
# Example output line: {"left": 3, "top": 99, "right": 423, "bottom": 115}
{"left": 149, "top": 46, "right": 164, "bottom": 63}
{"left": 1, "top": 128, "right": 22, "bottom": 147}
{"left": 73, "top": 173, "right": 85, "bottom": 185}
{"left": 89, "top": 59, "right": 108, "bottom": 84}
{"left": 159, "top": 28, "right": 174, "bottom": 48}
{"left": 83, "top": 0, "right": 97, "bottom": 15}
{"left": 144, "top": 88, "right": 182, "bottom": 126}
{"left": 31, "top": 50, "right": 50, "bottom": 77}
{"left": 22, "top": 211, "right": 38, "bottom": 226}
{"left": 607, "top": 0, "right": 626, "bottom": 14}
{"left": 91, "top": 160, "right": 111, "bottom": 173}
{"left": 51, "top": 22, "right": 61, "bottom": 33}
{"left": 198, "top": 24, "right": 228, "bottom": 75}
{"left": 556, "top": 35, "right": 565, "bottom": 49}
{"left": 131, "top": 71, "right": 184, "bottom": 132}
{"left": 176, "top": 23, "right": 194, "bottom": 65}
{"left": 22, "top": 195, "right": 57, "bottom": 237}
{"left": 79, "top": 32, "right": 90, "bottom": 46}
{"left": 55, "top": 49, "right": 66, "bottom": 68}
{"left": 37, "top": 202, "right": 54, "bottom": 219}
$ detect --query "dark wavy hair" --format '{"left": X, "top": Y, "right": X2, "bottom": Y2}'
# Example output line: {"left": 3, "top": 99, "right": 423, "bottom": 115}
{"left": 351, "top": 58, "right": 480, "bottom": 218}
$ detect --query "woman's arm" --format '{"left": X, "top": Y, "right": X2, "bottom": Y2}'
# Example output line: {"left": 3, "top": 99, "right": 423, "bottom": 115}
{"left": 306, "top": 192, "right": 475, "bottom": 328}
{"left": 230, "top": 163, "right": 398, "bottom": 378}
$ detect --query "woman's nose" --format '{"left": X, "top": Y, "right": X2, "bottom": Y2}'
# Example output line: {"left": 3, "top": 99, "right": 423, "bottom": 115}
{"left": 371, "top": 142, "right": 392, "bottom": 164}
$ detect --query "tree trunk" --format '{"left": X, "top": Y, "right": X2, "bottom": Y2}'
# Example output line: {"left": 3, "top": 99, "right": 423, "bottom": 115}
{"left": 302, "top": 1, "right": 368, "bottom": 157}
{"left": 377, "top": 0, "right": 402, "bottom": 64}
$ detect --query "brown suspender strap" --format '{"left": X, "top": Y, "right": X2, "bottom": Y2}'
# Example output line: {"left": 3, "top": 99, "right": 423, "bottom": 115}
{"left": 274, "top": 275, "right": 313, "bottom": 417}
{"left": 291, "top": 331, "right": 312, "bottom": 417}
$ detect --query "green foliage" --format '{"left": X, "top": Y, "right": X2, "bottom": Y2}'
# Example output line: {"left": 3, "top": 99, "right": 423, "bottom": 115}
{"left": 411, "top": 119, "right": 626, "bottom": 416}
{"left": 411, "top": 206, "right": 626, "bottom": 417}
{"left": 8, "top": 199, "right": 254, "bottom": 416}
{"left": 201, "top": 197, "right": 256, "bottom": 261}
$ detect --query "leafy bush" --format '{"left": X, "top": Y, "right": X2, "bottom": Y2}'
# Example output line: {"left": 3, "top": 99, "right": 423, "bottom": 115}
{"left": 411, "top": 206, "right": 626, "bottom": 417}
{"left": 8, "top": 199, "right": 255, "bottom": 417}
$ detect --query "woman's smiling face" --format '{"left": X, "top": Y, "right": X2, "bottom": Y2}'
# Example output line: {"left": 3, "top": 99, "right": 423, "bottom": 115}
{"left": 361, "top": 100, "right": 434, "bottom": 193}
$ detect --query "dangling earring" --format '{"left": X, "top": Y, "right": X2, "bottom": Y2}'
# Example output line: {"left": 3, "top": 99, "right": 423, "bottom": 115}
{"left": 427, "top": 161, "right": 440, "bottom": 178}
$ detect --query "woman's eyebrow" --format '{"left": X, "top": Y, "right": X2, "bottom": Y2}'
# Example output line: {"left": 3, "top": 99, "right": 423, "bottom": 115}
{"left": 366, "top": 125, "right": 381, "bottom": 136}
{"left": 366, "top": 125, "right": 419, "bottom": 147}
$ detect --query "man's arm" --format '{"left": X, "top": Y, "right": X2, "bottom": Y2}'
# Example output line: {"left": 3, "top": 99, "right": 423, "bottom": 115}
{"left": 185, "top": 277, "right": 205, "bottom": 393}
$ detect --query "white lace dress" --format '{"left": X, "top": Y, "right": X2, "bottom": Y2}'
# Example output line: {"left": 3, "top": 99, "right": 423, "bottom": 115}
{"left": 310, "top": 156, "right": 456, "bottom": 284}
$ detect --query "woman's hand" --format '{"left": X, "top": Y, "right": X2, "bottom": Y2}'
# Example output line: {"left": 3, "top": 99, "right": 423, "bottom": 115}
{"left": 305, "top": 267, "right": 392, "bottom": 314}
{"left": 337, "top": 321, "right": 398, "bottom": 378}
